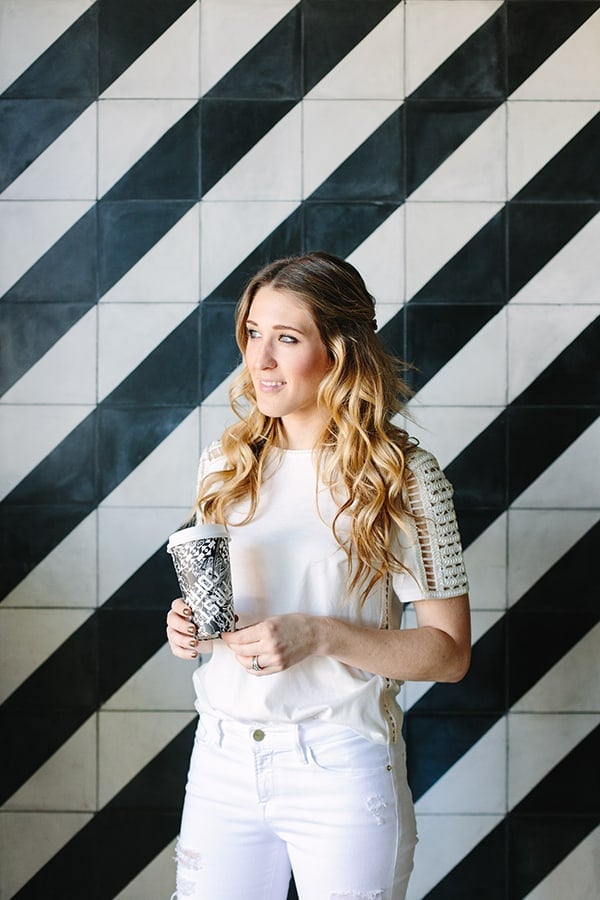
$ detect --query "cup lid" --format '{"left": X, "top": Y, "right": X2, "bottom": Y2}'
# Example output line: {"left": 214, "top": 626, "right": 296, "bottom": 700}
{"left": 167, "top": 523, "right": 229, "bottom": 550}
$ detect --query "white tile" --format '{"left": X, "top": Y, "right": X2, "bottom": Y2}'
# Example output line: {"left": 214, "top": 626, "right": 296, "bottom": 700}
{"left": 507, "top": 100, "right": 600, "bottom": 197}
{"left": 416, "top": 717, "right": 507, "bottom": 814}
{"left": 508, "top": 304, "right": 599, "bottom": 403}
{"left": 199, "top": 201, "right": 298, "bottom": 298}
{"left": 0, "top": 403, "right": 95, "bottom": 501}
{"left": 97, "top": 99, "right": 196, "bottom": 197}
{"left": 513, "top": 624, "right": 600, "bottom": 713}
{"left": 0, "top": 200, "right": 93, "bottom": 297}
{"left": 98, "top": 506, "right": 189, "bottom": 605}
{"left": 100, "top": 203, "right": 200, "bottom": 302}
{"left": 307, "top": 4, "right": 404, "bottom": 100}
{"left": 204, "top": 105, "right": 302, "bottom": 202}
{"left": 523, "top": 827, "right": 600, "bottom": 900}
{"left": 3, "top": 511, "right": 97, "bottom": 609}
{"left": 407, "top": 813, "right": 503, "bottom": 900}
{"left": 513, "top": 420, "right": 600, "bottom": 509}
{"left": 406, "top": 405, "right": 502, "bottom": 469}
{"left": 100, "top": 409, "right": 200, "bottom": 509}
{"left": 0, "top": 811, "right": 93, "bottom": 899}
{"left": 4, "top": 715, "right": 97, "bottom": 811}
{"left": 200, "top": 403, "right": 237, "bottom": 449}
{"left": 200, "top": 0, "right": 297, "bottom": 94}
{"left": 511, "top": 10, "right": 600, "bottom": 101}
{"left": 405, "top": 201, "right": 501, "bottom": 299}
{"left": 411, "top": 104, "right": 507, "bottom": 202}
{"left": 101, "top": 4, "right": 200, "bottom": 99}
{"left": 413, "top": 309, "right": 507, "bottom": 407}
{"left": 103, "top": 643, "right": 198, "bottom": 711}
{"left": 405, "top": 0, "right": 502, "bottom": 95}
{"left": 98, "top": 710, "right": 196, "bottom": 806}
{"left": 0, "top": 607, "right": 94, "bottom": 704}
{"left": 508, "top": 713, "right": 598, "bottom": 809}
{"left": 1, "top": 306, "right": 97, "bottom": 406}
{"left": 0, "top": 0, "right": 94, "bottom": 94}
{"left": 0, "top": 104, "right": 97, "bottom": 200}
{"left": 511, "top": 211, "right": 600, "bottom": 304}
{"left": 302, "top": 99, "right": 400, "bottom": 198}
{"left": 97, "top": 302, "right": 196, "bottom": 401}
{"left": 464, "top": 513, "right": 507, "bottom": 611}
{"left": 114, "top": 839, "right": 177, "bottom": 900}
{"left": 347, "top": 206, "right": 405, "bottom": 305}
{"left": 508, "top": 510, "right": 599, "bottom": 607}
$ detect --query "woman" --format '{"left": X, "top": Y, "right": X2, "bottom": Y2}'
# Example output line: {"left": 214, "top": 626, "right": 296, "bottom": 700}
{"left": 166, "top": 252, "right": 471, "bottom": 900}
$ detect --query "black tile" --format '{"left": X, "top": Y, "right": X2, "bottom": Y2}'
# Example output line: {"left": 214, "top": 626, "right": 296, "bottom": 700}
{"left": 200, "top": 98, "right": 296, "bottom": 194}
{"left": 411, "top": 208, "right": 507, "bottom": 306}
{"left": 2, "top": 6, "right": 98, "bottom": 99}
{"left": 379, "top": 307, "right": 406, "bottom": 367}
{"left": 405, "top": 303, "right": 500, "bottom": 390}
{"left": 106, "top": 105, "right": 200, "bottom": 200}
{"left": 310, "top": 108, "right": 404, "bottom": 202}
{"left": 303, "top": 0, "right": 399, "bottom": 94}
{"left": 0, "top": 98, "right": 90, "bottom": 191}
{"left": 99, "top": 0, "right": 195, "bottom": 93}
{"left": 508, "top": 815, "right": 598, "bottom": 900}
{"left": 512, "top": 728, "right": 599, "bottom": 815}
{"left": 508, "top": 202, "right": 600, "bottom": 299}
{"left": 200, "top": 302, "right": 240, "bottom": 399}
{"left": 98, "top": 200, "right": 194, "bottom": 296}
{"left": 507, "top": 1, "right": 599, "bottom": 95}
{"left": 97, "top": 405, "right": 195, "bottom": 497}
{"left": 514, "top": 318, "right": 600, "bottom": 407}
{"left": 507, "top": 609, "right": 597, "bottom": 706}
{"left": 2, "top": 414, "right": 98, "bottom": 507}
{"left": 304, "top": 202, "right": 399, "bottom": 261}
{"left": 207, "top": 7, "right": 301, "bottom": 100}
{"left": 406, "top": 99, "right": 501, "bottom": 195}
{"left": 455, "top": 507, "right": 503, "bottom": 552}
{"left": 404, "top": 713, "right": 498, "bottom": 800}
{"left": 517, "top": 521, "right": 599, "bottom": 614}
{"left": 0, "top": 206, "right": 97, "bottom": 304}
{"left": 0, "top": 708, "right": 97, "bottom": 806}
{"left": 98, "top": 608, "right": 171, "bottom": 702}
{"left": 105, "top": 546, "right": 182, "bottom": 610}
{"left": 424, "top": 821, "right": 507, "bottom": 900}
{"left": 446, "top": 412, "right": 508, "bottom": 511}
{"left": 0, "top": 301, "right": 92, "bottom": 396}
{"left": 507, "top": 406, "right": 598, "bottom": 503}
{"left": 412, "top": 617, "right": 507, "bottom": 715}
{"left": 0, "top": 505, "right": 90, "bottom": 600}
{"left": 411, "top": 6, "right": 506, "bottom": 99}
{"left": 514, "top": 112, "right": 600, "bottom": 202}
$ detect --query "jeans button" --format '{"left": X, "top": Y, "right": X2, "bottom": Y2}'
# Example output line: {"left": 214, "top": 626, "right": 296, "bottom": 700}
{"left": 252, "top": 729, "right": 265, "bottom": 742}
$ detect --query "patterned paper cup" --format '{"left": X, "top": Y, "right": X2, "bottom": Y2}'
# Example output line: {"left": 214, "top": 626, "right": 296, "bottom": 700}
{"left": 167, "top": 524, "right": 234, "bottom": 639}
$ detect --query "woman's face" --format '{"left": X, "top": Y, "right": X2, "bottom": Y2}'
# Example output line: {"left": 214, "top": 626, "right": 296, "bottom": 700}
{"left": 244, "top": 286, "right": 332, "bottom": 449}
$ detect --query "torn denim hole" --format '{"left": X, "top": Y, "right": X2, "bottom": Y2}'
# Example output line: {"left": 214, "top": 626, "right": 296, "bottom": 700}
{"left": 366, "top": 793, "right": 387, "bottom": 826}
{"left": 330, "top": 892, "right": 385, "bottom": 899}
{"left": 172, "top": 839, "right": 203, "bottom": 898}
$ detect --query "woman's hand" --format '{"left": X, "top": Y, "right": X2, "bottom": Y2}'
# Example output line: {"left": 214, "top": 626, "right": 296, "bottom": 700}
{"left": 221, "top": 614, "right": 323, "bottom": 675}
{"left": 165, "top": 597, "right": 215, "bottom": 659}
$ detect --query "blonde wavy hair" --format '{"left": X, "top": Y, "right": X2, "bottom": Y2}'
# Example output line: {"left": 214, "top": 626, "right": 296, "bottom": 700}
{"left": 196, "top": 252, "right": 417, "bottom": 604}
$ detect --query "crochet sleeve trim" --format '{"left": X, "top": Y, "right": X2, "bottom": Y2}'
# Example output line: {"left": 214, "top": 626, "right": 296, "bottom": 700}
{"left": 404, "top": 448, "right": 469, "bottom": 599}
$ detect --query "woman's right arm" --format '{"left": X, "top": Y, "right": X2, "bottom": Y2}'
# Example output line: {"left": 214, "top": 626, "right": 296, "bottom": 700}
{"left": 166, "top": 598, "right": 215, "bottom": 659}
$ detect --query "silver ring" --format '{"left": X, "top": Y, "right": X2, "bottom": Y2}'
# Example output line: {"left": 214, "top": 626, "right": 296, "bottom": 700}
{"left": 251, "top": 655, "right": 262, "bottom": 672}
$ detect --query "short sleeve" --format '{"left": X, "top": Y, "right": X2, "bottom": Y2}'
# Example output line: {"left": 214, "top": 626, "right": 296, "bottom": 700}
{"left": 392, "top": 448, "right": 469, "bottom": 603}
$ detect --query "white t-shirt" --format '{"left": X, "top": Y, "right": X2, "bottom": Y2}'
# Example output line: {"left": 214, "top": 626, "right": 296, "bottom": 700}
{"left": 192, "top": 443, "right": 468, "bottom": 744}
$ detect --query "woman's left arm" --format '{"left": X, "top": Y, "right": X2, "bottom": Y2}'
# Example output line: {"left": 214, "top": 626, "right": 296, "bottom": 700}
{"left": 221, "top": 593, "right": 471, "bottom": 682}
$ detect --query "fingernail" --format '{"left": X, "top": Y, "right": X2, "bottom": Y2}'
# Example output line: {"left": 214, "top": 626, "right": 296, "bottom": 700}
{"left": 189, "top": 639, "right": 197, "bottom": 648}
{"left": 191, "top": 650, "right": 198, "bottom": 659}
{"left": 187, "top": 625, "right": 196, "bottom": 636}
{"left": 182, "top": 607, "right": 192, "bottom": 617}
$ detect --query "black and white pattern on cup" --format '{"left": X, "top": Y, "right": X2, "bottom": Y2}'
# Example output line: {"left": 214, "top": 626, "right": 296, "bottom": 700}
{"left": 168, "top": 536, "right": 234, "bottom": 638}
{"left": 0, "top": 2, "right": 598, "bottom": 898}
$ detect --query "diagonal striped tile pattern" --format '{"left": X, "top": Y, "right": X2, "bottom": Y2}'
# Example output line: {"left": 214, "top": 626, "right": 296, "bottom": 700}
{"left": 1, "top": 2, "right": 599, "bottom": 897}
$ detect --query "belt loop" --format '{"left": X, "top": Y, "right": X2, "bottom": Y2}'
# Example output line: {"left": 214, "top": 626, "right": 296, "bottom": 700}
{"left": 295, "top": 724, "right": 309, "bottom": 764}
{"left": 216, "top": 718, "right": 224, "bottom": 748}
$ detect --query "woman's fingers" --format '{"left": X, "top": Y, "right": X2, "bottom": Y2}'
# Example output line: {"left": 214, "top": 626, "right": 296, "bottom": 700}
{"left": 166, "top": 598, "right": 199, "bottom": 658}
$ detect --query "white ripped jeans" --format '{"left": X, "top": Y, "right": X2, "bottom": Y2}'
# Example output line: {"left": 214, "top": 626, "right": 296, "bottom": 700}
{"left": 173, "top": 714, "right": 418, "bottom": 900}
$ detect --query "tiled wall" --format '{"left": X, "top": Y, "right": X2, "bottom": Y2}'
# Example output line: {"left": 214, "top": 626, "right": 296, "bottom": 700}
{"left": 0, "top": 2, "right": 598, "bottom": 898}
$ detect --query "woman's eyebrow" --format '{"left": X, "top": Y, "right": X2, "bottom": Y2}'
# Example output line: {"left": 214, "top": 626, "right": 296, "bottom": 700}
{"left": 246, "top": 319, "right": 305, "bottom": 335}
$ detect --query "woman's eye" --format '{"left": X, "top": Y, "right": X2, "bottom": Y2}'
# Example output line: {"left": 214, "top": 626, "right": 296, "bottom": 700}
{"left": 247, "top": 328, "right": 260, "bottom": 339}
{"left": 279, "top": 334, "right": 297, "bottom": 344}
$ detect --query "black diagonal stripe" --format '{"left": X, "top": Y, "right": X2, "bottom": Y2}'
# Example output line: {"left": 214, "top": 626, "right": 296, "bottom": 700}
{"left": 423, "top": 821, "right": 507, "bottom": 899}
{"left": 11, "top": 720, "right": 196, "bottom": 899}
{"left": 507, "top": 1, "right": 600, "bottom": 95}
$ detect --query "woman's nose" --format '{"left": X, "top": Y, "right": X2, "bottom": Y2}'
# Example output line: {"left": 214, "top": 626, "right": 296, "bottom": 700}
{"left": 255, "top": 341, "right": 276, "bottom": 369}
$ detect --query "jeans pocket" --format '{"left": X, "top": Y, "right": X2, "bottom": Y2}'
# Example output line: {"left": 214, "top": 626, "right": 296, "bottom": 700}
{"left": 307, "top": 728, "right": 389, "bottom": 775}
